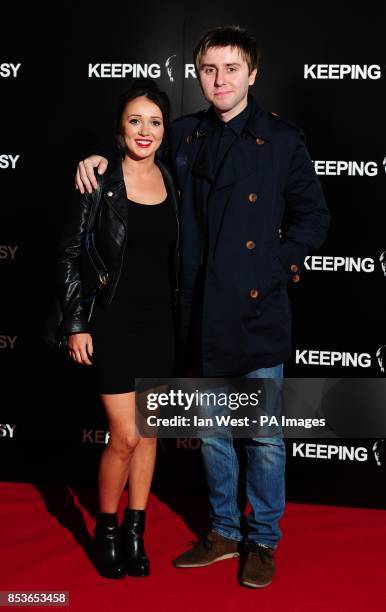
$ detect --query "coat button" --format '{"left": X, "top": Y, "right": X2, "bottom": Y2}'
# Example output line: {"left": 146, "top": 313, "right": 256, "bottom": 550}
{"left": 246, "top": 240, "right": 255, "bottom": 250}
{"left": 107, "top": 191, "right": 113, "bottom": 197}
{"left": 290, "top": 264, "right": 298, "bottom": 273}
{"left": 255, "top": 137, "right": 265, "bottom": 145}
{"left": 248, "top": 192, "right": 258, "bottom": 203}
{"left": 292, "top": 274, "right": 300, "bottom": 283}
{"left": 186, "top": 135, "right": 193, "bottom": 144}
{"left": 250, "top": 289, "right": 259, "bottom": 299}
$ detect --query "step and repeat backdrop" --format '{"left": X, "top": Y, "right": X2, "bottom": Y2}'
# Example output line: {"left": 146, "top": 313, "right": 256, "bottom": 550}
{"left": 1, "top": 2, "right": 385, "bottom": 508}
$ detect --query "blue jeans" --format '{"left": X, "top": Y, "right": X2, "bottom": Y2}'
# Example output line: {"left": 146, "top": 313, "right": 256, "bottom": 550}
{"left": 200, "top": 364, "right": 285, "bottom": 549}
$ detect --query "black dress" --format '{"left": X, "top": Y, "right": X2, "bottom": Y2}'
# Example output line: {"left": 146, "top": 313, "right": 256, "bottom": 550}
{"left": 91, "top": 194, "right": 177, "bottom": 394}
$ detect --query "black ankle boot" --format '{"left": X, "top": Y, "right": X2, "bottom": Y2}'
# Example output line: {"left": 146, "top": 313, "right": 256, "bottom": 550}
{"left": 119, "top": 508, "right": 150, "bottom": 577}
{"left": 94, "top": 513, "right": 126, "bottom": 579}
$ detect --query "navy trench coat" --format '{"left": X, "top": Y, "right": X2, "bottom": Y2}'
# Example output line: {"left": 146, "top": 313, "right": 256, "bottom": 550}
{"left": 170, "top": 96, "right": 330, "bottom": 376}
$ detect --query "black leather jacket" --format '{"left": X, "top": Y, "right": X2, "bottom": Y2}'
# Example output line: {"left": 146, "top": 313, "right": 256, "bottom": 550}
{"left": 56, "top": 157, "right": 180, "bottom": 336}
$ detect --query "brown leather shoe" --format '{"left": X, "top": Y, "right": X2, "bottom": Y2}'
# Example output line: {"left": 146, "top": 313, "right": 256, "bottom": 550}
{"left": 172, "top": 530, "right": 240, "bottom": 568}
{"left": 240, "top": 542, "right": 275, "bottom": 588}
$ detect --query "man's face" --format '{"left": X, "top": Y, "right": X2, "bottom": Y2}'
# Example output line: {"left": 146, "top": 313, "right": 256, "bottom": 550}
{"left": 197, "top": 45, "right": 257, "bottom": 120}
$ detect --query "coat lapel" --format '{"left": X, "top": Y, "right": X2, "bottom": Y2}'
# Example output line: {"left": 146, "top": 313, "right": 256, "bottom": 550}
{"left": 181, "top": 111, "right": 214, "bottom": 184}
{"left": 213, "top": 102, "right": 272, "bottom": 190}
{"left": 191, "top": 135, "right": 215, "bottom": 182}
{"left": 102, "top": 161, "right": 128, "bottom": 226}
{"left": 180, "top": 99, "right": 273, "bottom": 192}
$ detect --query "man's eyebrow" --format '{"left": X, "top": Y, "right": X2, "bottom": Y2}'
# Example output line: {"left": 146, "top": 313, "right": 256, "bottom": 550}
{"left": 200, "top": 62, "right": 241, "bottom": 68}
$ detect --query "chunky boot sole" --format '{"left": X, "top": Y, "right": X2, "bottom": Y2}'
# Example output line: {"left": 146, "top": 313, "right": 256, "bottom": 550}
{"left": 125, "top": 561, "right": 150, "bottom": 577}
{"left": 119, "top": 508, "right": 150, "bottom": 577}
{"left": 95, "top": 564, "right": 127, "bottom": 579}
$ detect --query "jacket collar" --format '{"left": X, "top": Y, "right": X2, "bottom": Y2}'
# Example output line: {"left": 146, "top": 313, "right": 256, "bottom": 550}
{"left": 189, "top": 96, "right": 272, "bottom": 189}
{"left": 190, "top": 95, "right": 271, "bottom": 143}
{"left": 102, "top": 156, "right": 178, "bottom": 227}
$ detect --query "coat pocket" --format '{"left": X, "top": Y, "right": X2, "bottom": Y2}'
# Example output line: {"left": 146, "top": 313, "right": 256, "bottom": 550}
{"left": 261, "top": 247, "right": 288, "bottom": 294}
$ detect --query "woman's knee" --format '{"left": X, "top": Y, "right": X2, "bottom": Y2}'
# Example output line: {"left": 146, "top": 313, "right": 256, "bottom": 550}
{"left": 109, "top": 431, "right": 140, "bottom": 461}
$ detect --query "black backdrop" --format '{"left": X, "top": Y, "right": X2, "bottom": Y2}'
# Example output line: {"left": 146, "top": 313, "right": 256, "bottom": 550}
{"left": 1, "top": 1, "right": 386, "bottom": 508}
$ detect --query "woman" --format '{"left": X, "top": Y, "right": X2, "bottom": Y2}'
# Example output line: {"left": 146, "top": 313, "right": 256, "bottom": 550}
{"left": 56, "top": 79, "right": 179, "bottom": 579}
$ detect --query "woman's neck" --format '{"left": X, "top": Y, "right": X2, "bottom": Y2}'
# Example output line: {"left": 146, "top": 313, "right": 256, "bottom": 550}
{"left": 122, "top": 153, "right": 156, "bottom": 177}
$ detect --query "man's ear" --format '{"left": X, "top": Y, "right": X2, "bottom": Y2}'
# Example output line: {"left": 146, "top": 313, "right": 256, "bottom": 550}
{"left": 248, "top": 68, "right": 257, "bottom": 86}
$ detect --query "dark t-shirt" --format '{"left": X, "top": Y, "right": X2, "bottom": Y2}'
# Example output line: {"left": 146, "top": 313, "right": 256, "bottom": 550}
{"left": 94, "top": 195, "right": 177, "bottom": 324}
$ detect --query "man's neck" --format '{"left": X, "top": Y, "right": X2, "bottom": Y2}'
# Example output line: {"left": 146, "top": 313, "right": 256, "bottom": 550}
{"left": 213, "top": 95, "right": 249, "bottom": 123}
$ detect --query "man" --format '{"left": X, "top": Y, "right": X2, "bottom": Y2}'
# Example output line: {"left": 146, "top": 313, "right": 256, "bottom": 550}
{"left": 75, "top": 26, "right": 330, "bottom": 588}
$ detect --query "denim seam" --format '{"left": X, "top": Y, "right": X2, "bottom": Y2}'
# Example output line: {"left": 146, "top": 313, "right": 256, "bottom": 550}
{"left": 230, "top": 438, "right": 240, "bottom": 520}
{"left": 246, "top": 538, "right": 278, "bottom": 550}
{"left": 212, "top": 527, "right": 242, "bottom": 542}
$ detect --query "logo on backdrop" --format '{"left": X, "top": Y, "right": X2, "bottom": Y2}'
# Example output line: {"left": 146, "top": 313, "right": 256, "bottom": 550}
{"left": 0, "top": 336, "right": 17, "bottom": 349}
{"left": 375, "top": 346, "right": 386, "bottom": 375}
{"left": 157, "top": 438, "right": 202, "bottom": 451}
{"left": 82, "top": 429, "right": 110, "bottom": 444}
{"left": 372, "top": 439, "right": 385, "bottom": 467}
{"left": 176, "top": 438, "right": 201, "bottom": 450}
{"left": 292, "top": 443, "right": 368, "bottom": 461}
{"left": 165, "top": 55, "right": 176, "bottom": 82}
{"left": 0, "top": 155, "right": 21, "bottom": 169}
{"left": 379, "top": 251, "right": 386, "bottom": 277}
{"left": 88, "top": 57, "right": 196, "bottom": 80}
{"left": 295, "top": 350, "right": 372, "bottom": 368}
{"left": 88, "top": 63, "right": 162, "bottom": 78}
{"left": 0, "top": 63, "right": 21, "bottom": 78}
{"left": 312, "top": 160, "right": 378, "bottom": 176}
{"left": 304, "top": 64, "right": 381, "bottom": 79}
{"left": 304, "top": 256, "right": 375, "bottom": 272}
{"left": 296, "top": 348, "right": 386, "bottom": 371}
{"left": 0, "top": 246, "right": 19, "bottom": 260}
{"left": 304, "top": 253, "right": 386, "bottom": 274}
{"left": 82, "top": 431, "right": 202, "bottom": 449}
{"left": 0, "top": 424, "right": 16, "bottom": 438}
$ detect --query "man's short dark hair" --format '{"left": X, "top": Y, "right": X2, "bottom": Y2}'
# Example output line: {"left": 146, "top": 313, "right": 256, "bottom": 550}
{"left": 193, "top": 25, "right": 260, "bottom": 75}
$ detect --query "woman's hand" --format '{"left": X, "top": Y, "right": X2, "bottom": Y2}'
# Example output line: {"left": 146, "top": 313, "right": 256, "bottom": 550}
{"left": 67, "top": 333, "right": 93, "bottom": 365}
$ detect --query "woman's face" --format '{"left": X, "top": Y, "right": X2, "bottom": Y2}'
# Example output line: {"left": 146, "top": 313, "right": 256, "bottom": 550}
{"left": 121, "top": 96, "right": 164, "bottom": 160}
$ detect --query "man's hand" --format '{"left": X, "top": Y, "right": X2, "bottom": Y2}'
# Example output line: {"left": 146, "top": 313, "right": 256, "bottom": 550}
{"left": 67, "top": 333, "right": 94, "bottom": 365}
{"left": 75, "top": 155, "right": 108, "bottom": 194}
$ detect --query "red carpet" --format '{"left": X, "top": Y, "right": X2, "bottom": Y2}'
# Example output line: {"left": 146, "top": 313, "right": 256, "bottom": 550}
{"left": 0, "top": 482, "right": 385, "bottom": 611}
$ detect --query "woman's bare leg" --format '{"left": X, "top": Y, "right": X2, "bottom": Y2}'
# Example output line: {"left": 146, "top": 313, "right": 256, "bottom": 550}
{"left": 98, "top": 391, "right": 137, "bottom": 513}
{"left": 127, "top": 437, "right": 157, "bottom": 509}
{"left": 98, "top": 391, "right": 157, "bottom": 513}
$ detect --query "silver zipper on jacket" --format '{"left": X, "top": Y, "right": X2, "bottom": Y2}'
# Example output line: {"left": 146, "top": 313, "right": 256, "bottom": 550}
{"left": 85, "top": 233, "right": 109, "bottom": 291}
{"left": 103, "top": 191, "right": 127, "bottom": 306}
